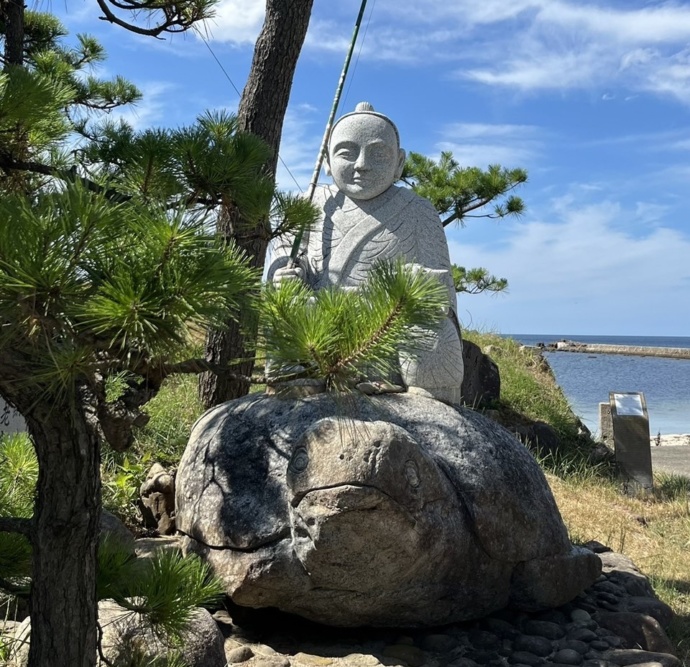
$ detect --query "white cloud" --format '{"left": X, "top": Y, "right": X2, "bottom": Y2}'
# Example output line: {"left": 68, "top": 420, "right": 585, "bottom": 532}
{"left": 108, "top": 82, "right": 174, "bottom": 130}
{"left": 275, "top": 104, "right": 323, "bottom": 193}
{"left": 435, "top": 123, "right": 542, "bottom": 168}
{"left": 200, "top": 0, "right": 265, "bottom": 44}
{"left": 449, "top": 199, "right": 690, "bottom": 335}
{"left": 313, "top": 0, "right": 690, "bottom": 105}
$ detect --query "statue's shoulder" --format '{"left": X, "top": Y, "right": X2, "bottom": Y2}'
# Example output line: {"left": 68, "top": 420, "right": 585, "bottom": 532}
{"left": 388, "top": 185, "right": 441, "bottom": 221}
{"left": 311, "top": 184, "right": 339, "bottom": 206}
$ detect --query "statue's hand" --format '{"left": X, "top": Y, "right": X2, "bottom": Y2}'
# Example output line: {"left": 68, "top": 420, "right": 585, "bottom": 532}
{"left": 272, "top": 264, "right": 305, "bottom": 288}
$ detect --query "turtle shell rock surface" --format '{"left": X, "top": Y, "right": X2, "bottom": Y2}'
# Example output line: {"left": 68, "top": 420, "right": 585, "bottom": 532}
{"left": 176, "top": 392, "right": 600, "bottom": 627}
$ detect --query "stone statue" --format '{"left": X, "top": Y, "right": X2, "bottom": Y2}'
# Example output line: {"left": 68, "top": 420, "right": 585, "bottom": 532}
{"left": 268, "top": 103, "right": 464, "bottom": 404}
{"left": 176, "top": 391, "right": 602, "bottom": 627}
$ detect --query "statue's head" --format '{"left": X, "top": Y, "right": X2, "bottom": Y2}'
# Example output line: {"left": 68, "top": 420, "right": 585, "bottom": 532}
{"left": 326, "top": 102, "right": 406, "bottom": 200}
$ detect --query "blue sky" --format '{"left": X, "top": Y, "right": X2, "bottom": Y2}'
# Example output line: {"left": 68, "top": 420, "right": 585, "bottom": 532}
{"left": 49, "top": 0, "right": 690, "bottom": 337}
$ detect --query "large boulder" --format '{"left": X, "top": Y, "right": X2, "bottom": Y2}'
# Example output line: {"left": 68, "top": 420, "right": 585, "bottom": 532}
{"left": 461, "top": 339, "right": 500, "bottom": 407}
{"left": 176, "top": 392, "right": 600, "bottom": 627}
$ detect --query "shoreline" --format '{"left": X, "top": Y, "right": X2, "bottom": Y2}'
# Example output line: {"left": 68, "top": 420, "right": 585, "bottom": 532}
{"left": 652, "top": 433, "right": 690, "bottom": 447}
{"left": 541, "top": 340, "right": 690, "bottom": 360}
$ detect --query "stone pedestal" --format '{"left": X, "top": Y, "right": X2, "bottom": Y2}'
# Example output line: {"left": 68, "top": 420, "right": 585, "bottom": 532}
{"left": 609, "top": 392, "right": 652, "bottom": 495}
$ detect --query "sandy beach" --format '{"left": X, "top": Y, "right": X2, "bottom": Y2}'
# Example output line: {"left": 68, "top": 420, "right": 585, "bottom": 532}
{"left": 652, "top": 433, "right": 690, "bottom": 447}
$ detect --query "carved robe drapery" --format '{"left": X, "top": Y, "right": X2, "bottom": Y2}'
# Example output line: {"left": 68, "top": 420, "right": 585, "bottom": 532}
{"left": 268, "top": 184, "right": 464, "bottom": 404}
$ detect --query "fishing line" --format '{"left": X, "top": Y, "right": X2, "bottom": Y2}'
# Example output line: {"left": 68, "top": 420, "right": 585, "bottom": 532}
{"left": 196, "top": 28, "right": 304, "bottom": 193}
{"left": 342, "top": 0, "right": 377, "bottom": 110}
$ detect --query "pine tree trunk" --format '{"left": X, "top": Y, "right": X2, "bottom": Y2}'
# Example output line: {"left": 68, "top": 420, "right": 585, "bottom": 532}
{"left": 2, "top": 0, "right": 25, "bottom": 68}
{"left": 25, "top": 399, "right": 101, "bottom": 667}
{"left": 199, "top": 0, "right": 314, "bottom": 409}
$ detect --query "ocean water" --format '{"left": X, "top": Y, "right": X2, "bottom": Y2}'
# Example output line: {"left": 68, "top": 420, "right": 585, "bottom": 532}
{"left": 504, "top": 334, "right": 690, "bottom": 437}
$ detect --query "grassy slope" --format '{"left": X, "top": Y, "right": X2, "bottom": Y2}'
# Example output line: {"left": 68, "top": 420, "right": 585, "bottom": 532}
{"left": 464, "top": 331, "right": 690, "bottom": 662}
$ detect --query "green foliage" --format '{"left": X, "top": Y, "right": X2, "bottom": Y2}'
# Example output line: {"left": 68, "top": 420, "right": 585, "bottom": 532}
{"left": 0, "top": 182, "right": 259, "bottom": 397}
{"left": 262, "top": 261, "right": 449, "bottom": 389}
{"left": 101, "top": 453, "right": 152, "bottom": 525}
{"left": 452, "top": 264, "right": 508, "bottom": 295}
{"left": 98, "top": 537, "right": 224, "bottom": 640}
{"left": 0, "top": 434, "right": 35, "bottom": 585}
{"left": 463, "top": 331, "right": 597, "bottom": 476}
{"left": 402, "top": 151, "right": 527, "bottom": 227}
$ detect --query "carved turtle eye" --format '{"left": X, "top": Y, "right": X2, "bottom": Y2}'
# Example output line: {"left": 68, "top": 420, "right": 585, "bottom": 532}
{"left": 289, "top": 447, "right": 309, "bottom": 474}
{"left": 405, "top": 460, "right": 420, "bottom": 488}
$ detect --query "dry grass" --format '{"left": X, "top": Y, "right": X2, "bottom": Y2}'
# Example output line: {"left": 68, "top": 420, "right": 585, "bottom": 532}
{"left": 549, "top": 472, "right": 690, "bottom": 663}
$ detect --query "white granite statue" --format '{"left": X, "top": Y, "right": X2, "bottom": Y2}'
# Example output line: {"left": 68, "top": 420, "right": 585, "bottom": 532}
{"left": 268, "top": 102, "right": 464, "bottom": 404}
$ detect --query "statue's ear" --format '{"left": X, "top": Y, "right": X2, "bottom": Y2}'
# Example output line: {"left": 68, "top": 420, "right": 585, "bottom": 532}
{"left": 324, "top": 152, "right": 332, "bottom": 177}
{"left": 395, "top": 148, "right": 406, "bottom": 180}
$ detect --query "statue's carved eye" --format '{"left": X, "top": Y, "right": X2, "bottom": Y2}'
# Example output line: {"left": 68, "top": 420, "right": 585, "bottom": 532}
{"left": 335, "top": 149, "right": 356, "bottom": 161}
{"left": 405, "top": 460, "right": 420, "bottom": 488}
{"left": 289, "top": 447, "right": 309, "bottom": 474}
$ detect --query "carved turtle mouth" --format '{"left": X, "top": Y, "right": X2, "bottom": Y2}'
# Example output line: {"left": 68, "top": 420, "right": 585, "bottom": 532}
{"left": 291, "top": 481, "right": 408, "bottom": 511}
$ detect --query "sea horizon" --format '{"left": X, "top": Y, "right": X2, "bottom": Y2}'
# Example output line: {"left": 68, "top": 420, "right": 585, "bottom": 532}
{"left": 499, "top": 333, "right": 690, "bottom": 437}
{"left": 504, "top": 333, "right": 690, "bottom": 349}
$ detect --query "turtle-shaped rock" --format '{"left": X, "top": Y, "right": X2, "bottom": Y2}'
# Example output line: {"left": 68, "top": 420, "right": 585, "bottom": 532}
{"left": 176, "top": 392, "right": 600, "bottom": 627}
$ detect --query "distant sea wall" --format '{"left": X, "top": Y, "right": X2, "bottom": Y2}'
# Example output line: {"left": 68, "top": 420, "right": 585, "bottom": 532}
{"left": 542, "top": 340, "right": 690, "bottom": 360}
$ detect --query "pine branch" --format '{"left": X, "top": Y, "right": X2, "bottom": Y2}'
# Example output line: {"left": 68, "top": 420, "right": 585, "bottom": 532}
{"left": 140, "top": 358, "right": 263, "bottom": 385}
{"left": 0, "top": 153, "right": 129, "bottom": 202}
{"left": 0, "top": 517, "right": 32, "bottom": 537}
{"left": 327, "top": 300, "right": 404, "bottom": 378}
{"left": 96, "top": 0, "right": 209, "bottom": 38}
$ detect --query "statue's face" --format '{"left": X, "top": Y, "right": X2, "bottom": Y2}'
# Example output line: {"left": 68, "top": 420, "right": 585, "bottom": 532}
{"left": 327, "top": 115, "right": 405, "bottom": 200}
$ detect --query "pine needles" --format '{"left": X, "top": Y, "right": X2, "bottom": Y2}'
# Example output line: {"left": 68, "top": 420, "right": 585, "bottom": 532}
{"left": 261, "top": 260, "right": 449, "bottom": 389}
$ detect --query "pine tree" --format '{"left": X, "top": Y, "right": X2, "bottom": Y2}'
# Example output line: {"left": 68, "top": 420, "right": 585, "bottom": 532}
{"left": 403, "top": 151, "right": 527, "bottom": 295}
{"left": 0, "top": 9, "right": 314, "bottom": 666}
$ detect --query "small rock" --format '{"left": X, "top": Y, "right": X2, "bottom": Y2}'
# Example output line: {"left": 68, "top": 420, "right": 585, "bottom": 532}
{"left": 559, "top": 640, "right": 590, "bottom": 655}
{"left": 421, "top": 633, "right": 457, "bottom": 653}
{"left": 514, "top": 634, "right": 553, "bottom": 657}
{"left": 603, "top": 649, "right": 680, "bottom": 667}
{"left": 508, "top": 650, "right": 543, "bottom": 666}
{"left": 597, "top": 612, "right": 675, "bottom": 654}
{"left": 553, "top": 648, "right": 584, "bottom": 665}
{"left": 485, "top": 617, "right": 519, "bottom": 639}
{"left": 621, "top": 598, "right": 674, "bottom": 628}
{"left": 567, "top": 628, "right": 598, "bottom": 643}
{"left": 522, "top": 620, "right": 565, "bottom": 640}
{"left": 291, "top": 655, "right": 334, "bottom": 666}
{"left": 468, "top": 629, "right": 499, "bottom": 649}
{"left": 571, "top": 610, "right": 593, "bottom": 624}
{"left": 590, "top": 641, "right": 611, "bottom": 651}
{"left": 254, "top": 660, "right": 291, "bottom": 667}
{"left": 226, "top": 645, "right": 254, "bottom": 664}
{"left": 382, "top": 644, "right": 427, "bottom": 667}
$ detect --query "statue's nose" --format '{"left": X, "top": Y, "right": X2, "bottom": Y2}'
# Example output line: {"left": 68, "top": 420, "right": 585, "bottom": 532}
{"left": 353, "top": 155, "right": 370, "bottom": 171}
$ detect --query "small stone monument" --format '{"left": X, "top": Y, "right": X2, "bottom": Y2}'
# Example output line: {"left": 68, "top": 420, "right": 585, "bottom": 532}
{"left": 609, "top": 391, "right": 653, "bottom": 494}
{"left": 268, "top": 102, "right": 464, "bottom": 405}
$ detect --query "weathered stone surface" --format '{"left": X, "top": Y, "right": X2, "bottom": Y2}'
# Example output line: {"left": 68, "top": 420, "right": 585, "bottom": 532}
{"left": 97, "top": 601, "right": 225, "bottom": 667}
{"left": 603, "top": 649, "right": 681, "bottom": 667}
{"left": 100, "top": 508, "right": 135, "bottom": 554}
{"left": 176, "top": 391, "right": 600, "bottom": 627}
{"left": 597, "top": 612, "right": 675, "bottom": 653}
{"left": 134, "top": 534, "right": 183, "bottom": 559}
{"left": 139, "top": 463, "right": 176, "bottom": 535}
{"left": 8, "top": 602, "right": 225, "bottom": 667}
{"left": 620, "top": 597, "right": 674, "bottom": 628}
{"left": 461, "top": 339, "right": 500, "bottom": 408}
{"left": 199, "top": 547, "right": 679, "bottom": 667}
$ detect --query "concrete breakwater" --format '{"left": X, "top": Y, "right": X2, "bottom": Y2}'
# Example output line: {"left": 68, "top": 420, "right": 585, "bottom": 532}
{"left": 541, "top": 340, "right": 690, "bottom": 360}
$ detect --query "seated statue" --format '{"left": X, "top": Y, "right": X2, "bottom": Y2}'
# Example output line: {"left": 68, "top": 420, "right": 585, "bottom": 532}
{"left": 268, "top": 102, "right": 464, "bottom": 405}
